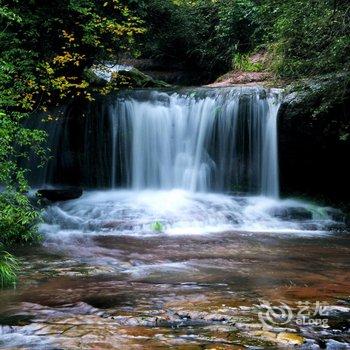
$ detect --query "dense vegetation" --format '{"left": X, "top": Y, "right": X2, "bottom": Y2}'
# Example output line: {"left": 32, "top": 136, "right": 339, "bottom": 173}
{"left": 0, "top": 0, "right": 144, "bottom": 286}
{"left": 0, "top": 0, "right": 349, "bottom": 285}
{"left": 128, "top": 0, "right": 260, "bottom": 75}
{"left": 129, "top": 0, "right": 350, "bottom": 79}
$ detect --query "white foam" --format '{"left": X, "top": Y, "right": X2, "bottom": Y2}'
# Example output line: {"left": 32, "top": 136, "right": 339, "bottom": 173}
{"left": 40, "top": 190, "right": 340, "bottom": 239}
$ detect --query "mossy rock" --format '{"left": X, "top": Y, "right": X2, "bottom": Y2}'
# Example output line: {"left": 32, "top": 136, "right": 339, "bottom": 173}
{"left": 276, "top": 332, "right": 304, "bottom": 345}
{"left": 83, "top": 67, "right": 108, "bottom": 87}
{"left": 278, "top": 73, "right": 350, "bottom": 209}
{"left": 84, "top": 65, "right": 171, "bottom": 89}
{"left": 117, "top": 68, "right": 171, "bottom": 88}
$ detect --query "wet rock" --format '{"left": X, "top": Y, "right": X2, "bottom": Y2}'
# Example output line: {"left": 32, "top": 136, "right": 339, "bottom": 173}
{"left": 0, "top": 314, "right": 33, "bottom": 327}
{"left": 101, "top": 220, "right": 135, "bottom": 231}
{"left": 86, "top": 63, "right": 171, "bottom": 88}
{"left": 325, "top": 208, "right": 346, "bottom": 222}
{"left": 202, "top": 313, "right": 229, "bottom": 322}
{"left": 300, "top": 223, "right": 320, "bottom": 231}
{"left": 20, "top": 323, "right": 48, "bottom": 334}
{"left": 34, "top": 324, "right": 72, "bottom": 336}
{"left": 277, "top": 332, "right": 305, "bottom": 345}
{"left": 253, "top": 330, "right": 277, "bottom": 341}
{"left": 117, "top": 68, "right": 171, "bottom": 88}
{"left": 37, "top": 187, "right": 83, "bottom": 202}
{"left": 269, "top": 327, "right": 296, "bottom": 333}
{"left": 0, "top": 325, "right": 15, "bottom": 335}
{"left": 235, "top": 322, "right": 262, "bottom": 331}
{"left": 270, "top": 207, "right": 313, "bottom": 220}
{"left": 301, "top": 339, "right": 321, "bottom": 349}
{"left": 325, "top": 222, "right": 347, "bottom": 232}
{"left": 278, "top": 73, "right": 350, "bottom": 207}
{"left": 13, "top": 302, "right": 103, "bottom": 320}
{"left": 326, "top": 339, "right": 350, "bottom": 349}
{"left": 224, "top": 213, "right": 239, "bottom": 223}
{"left": 238, "top": 306, "right": 251, "bottom": 311}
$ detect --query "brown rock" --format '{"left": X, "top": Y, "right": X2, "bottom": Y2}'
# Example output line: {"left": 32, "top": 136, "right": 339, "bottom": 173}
{"left": 277, "top": 332, "right": 304, "bottom": 345}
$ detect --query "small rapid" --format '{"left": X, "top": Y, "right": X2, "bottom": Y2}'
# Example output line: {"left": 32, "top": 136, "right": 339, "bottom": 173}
{"left": 40, "top": 190, "right": 343, "bottom": 240}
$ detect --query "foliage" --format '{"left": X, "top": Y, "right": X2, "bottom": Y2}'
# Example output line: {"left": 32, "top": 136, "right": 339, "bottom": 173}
{"left": 0, "top": 244, "right": 19, "bottom": 288}
{"left": 232, "top": 53, "right": 262, "bottom": 72}
{"left": 130, "top": 0, "right": 350, "bottom": 81}
{"left": 0, "top": 191, "right": 42, "bottom": 246}
{"left": 0, "top": 111, "right": 43, "bottom": 247}
{"left": 0, "top": 1, "right": 144, "bottom": 251}
{"left": 127, "top": 0, "right": 191, "bottom": 64}
{"left": 0, "top": 0, "right": 145, "bottom": 107}
{"left": 259, "top": 0, "right": 350, "bottom": 78}
{"left": 188, "top": 0, "right": 260, "bottom": 73}
{"left": 129, "top": 0, "right": 260, "bottom": 75}
{"left": 0, "top": 111, "right": 46, "bottom": 191}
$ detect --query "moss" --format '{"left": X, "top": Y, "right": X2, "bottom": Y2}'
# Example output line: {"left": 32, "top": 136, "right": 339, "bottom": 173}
{"left": 85, "top": 66, "right": 171, "bottom": 90}
{"left": 228, "top": 329, "right": 277, "bottom": 348}
{"left": 117, "top": 68, "right": 171, "bottom": 88}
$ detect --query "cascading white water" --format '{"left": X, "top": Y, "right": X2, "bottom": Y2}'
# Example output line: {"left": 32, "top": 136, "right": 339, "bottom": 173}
{"left": 261, "top": 97, "right": 280, "bottom": 197}
{"left": 109, "top": 87, "right": 281, "bottom": 196}
{"left": 32, "top": 87, "right": 345, "bottom": 238}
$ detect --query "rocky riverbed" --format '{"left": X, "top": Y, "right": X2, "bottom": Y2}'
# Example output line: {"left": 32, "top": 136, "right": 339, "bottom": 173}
{"left": 0, "top": 229, "right": 349, "bottom": 349}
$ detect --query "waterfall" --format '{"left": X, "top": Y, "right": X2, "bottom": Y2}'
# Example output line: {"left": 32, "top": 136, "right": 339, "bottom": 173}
{"left": 28, "top": 87, "right": 282, "bottom": 197}
{"left": 28, "top": 88, "right": 346, "bottom": 238}
{"left": 109, "top": 88, "right": 281, "bottom": 196}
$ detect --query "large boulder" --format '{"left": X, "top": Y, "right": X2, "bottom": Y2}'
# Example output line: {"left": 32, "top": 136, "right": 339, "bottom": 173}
{"left": 85, "top": 63, "right": 171, "bottom": 89}
{"left": 37, "top": 188, "right": 83, "bottom": 202}
{"left": 278, "top": 74, "right": 350, "bottom": 209}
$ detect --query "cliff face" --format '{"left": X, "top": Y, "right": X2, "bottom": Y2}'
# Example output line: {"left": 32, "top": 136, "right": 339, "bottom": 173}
{"left": 278, "top": 75, "right": 350, "bottom": 208}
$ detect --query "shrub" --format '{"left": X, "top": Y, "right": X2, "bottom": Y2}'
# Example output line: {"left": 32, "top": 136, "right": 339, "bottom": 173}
{"left": 0, "top": 245, "right": 19, "bottom": 288}
{"left": 187, "top": 0, "right": 260, "bottom": 74}
{"left": 0, "top": 0, "right": 145, "bottom": 252}
{"left": 0, "top": 191, "right": 42, "bottom": 247}
{"left": 259, "top": 0, "right": 350, "bottom": 78}
{"left": 130, "top": 0, "right": 260, "bottom": 76}
{"left": 232, "top": 53, "right": 263, "bottom": 72}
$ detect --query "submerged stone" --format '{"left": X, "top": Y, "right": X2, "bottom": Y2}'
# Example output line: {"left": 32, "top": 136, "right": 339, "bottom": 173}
{"left": 325, "top": 208, "right": 346, "bottom": 222}
{"left": 37, "top": 188, "right": 83, "bottom": 202}
{"left": 270, "top": 206, "right": 313, "bottom": 220}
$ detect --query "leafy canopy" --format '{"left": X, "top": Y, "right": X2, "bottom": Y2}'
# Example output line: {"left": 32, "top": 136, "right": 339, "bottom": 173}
{"left": 0, "top": 0, "right": 144, "bottom": 249}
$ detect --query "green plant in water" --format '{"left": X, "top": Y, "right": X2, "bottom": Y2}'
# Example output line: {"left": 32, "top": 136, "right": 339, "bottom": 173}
{"left": 151, "top": 221, "right": 164, "bottom": 232}
{"left": 0, "top": 245, "right": 19, "bottom": 288}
